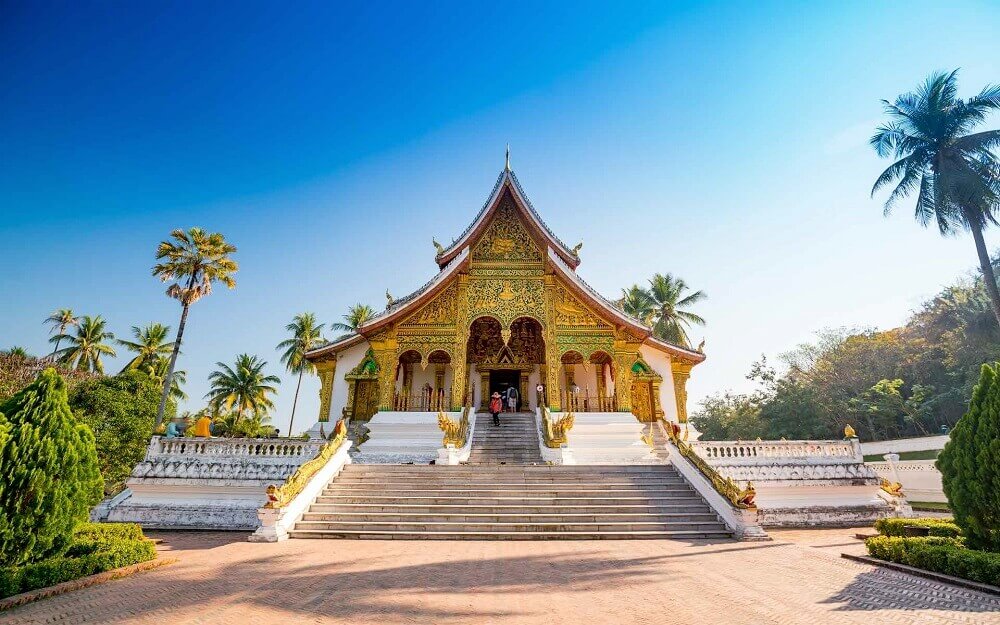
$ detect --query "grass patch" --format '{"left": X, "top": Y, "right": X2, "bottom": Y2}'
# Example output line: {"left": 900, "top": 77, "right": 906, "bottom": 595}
{"left": 863, "top": 449, "right": 940, "bottom": 462}
{"left": 0, "top": 523, "right": 155, "bottom": 599}
{"left": 911, "top": 501, "right": 952, "bottom": 512}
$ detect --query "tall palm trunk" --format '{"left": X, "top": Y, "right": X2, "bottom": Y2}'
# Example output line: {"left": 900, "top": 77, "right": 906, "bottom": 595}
{"left": 288, "top": 368, "right": 304, "bottom": 438}
{"left": 156, "top": 302, "right": 190, "bottom": 427}
{"left": 969, "top": 221, "right": 1000, "bottom": 327}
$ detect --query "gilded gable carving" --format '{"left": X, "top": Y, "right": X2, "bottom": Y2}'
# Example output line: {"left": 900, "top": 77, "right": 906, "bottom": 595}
{"left": 554, "top": 283, "right": 608, "bottom": 328}
{"left": 471, "top": 196, "right": 542, "bottom": 264}
{"left": 401, "top": 283, "right": 457, "bottom": 327}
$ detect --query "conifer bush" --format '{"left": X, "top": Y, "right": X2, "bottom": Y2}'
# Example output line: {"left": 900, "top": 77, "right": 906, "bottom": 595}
{"left": 0, "top": 369, "right": 103, "bottom": 566}
{"left": 938, "top": 362, "right": 1000, "bottom": 553}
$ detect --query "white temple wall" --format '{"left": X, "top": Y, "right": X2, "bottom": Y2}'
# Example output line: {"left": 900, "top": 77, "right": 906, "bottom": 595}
{"left": 328, "top": 340, "right": 369, "bottom": 423}
{"left": 640, "top": 345, "right": 680, "bottom": 422}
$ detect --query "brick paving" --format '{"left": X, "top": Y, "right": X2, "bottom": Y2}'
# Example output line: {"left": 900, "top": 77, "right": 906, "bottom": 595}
{"left": 3, "top": 528, "right": 999, "bottom": 625}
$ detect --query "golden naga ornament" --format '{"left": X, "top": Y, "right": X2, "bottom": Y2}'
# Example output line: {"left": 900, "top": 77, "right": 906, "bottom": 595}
{"left": 844, "top": 424, "right": 857, "bottom": 439}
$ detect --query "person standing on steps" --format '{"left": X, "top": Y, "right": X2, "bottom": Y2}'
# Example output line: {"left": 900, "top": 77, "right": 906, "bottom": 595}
{"left": 490, "top": 392, "right": 503, "bottom": 426}
{"left": 506, "top": 384, "right": 519, "bottom": 413}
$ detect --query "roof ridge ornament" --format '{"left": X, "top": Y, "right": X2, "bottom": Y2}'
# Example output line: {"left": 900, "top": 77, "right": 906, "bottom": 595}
{"left": 505, "top": 144, "right": 510, "bottom": 171}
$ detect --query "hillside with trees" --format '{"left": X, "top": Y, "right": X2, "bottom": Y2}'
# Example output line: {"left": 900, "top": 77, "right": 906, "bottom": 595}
{"left": 693, "top": 261, "right": 1000, "bottom": 442}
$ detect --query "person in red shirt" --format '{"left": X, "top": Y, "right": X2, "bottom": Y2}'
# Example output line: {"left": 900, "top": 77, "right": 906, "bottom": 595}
{"left": 489, "top": 392, "right": 503, "bottom": 426}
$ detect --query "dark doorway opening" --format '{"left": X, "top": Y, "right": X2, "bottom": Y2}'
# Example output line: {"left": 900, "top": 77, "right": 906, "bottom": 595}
{"left": 489, "top": 370, "right": 521, "bottom": 410}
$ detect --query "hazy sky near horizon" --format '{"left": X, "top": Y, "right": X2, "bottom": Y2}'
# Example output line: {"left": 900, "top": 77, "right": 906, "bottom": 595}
{"left": 2, "top": 2, "right": 999, "bottom": 433}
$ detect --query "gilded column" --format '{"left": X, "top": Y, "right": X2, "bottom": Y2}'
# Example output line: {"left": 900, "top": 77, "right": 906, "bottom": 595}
{"left": 479, "top": 370, "right": 490, "bottom": 409}
{"left": 315, "top": 357, "right": 337, "bottom": 423}
{"left": 671, "top": 360, "right": 693, "bottom": 423}
{"left": 612, "top": 340, "right": 638, "bottom": 413}
{"left": 451, "top": 275, "right": 470, "bottom": 410}
{"left": 543, "top": 276, "right": 561, "bottom": 410}
{"left": 370, "top": 329, "right": 399, "bottom": 412}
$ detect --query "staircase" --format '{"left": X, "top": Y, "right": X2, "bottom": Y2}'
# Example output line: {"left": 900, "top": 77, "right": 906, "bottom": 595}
{"left": 466, "top": 411, "right": 543, "bottom": 464}
{"left": 286, "top": 409, "right": 732, "bottom": 540}
{"left": 288, "top": 464, "right": 732, "bottom": 539}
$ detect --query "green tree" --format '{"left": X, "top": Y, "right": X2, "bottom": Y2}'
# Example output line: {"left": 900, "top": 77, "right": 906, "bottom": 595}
{"left": 43, "top": 308, "right": 79, "bottom": 358}
{"left": 116, "top": 323, "right": 175, "bottom": 372}
{"left": 646, "top": 273, "right": 706, "bottom": 347}
{"left": 0, "top": 369, "right": 102, "bottom": 566}
{"left": 5, "top": 347, "right": 30, "bottom": 359}
{"left": 937, "top": 362, "right": 1000, "bottom": 552}
{"left": 871, "top": 70, "right": 1000, "bottom": 324}
{"left": 617, "top": 285, "right": 656, "bottom": 325}
{"left": 70, "top": 370, "right": 169, "bottom": 495}
{"left": 330, "top": 304, "right": 375, "bottom": 335}
{"left": 205, "top": 354, "right": 280, "bottom": 427}
{"left": 50, "top": 315, "right": 117, "bottom": 373}
{"left": 276, "top": 313, "right": 325, "bottom": 437}
{"left": 152, "top": 228, "right": 238, "bottom": 427}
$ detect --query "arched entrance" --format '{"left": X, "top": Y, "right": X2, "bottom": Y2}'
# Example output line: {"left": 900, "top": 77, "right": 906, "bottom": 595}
{"left": 391, "top": 349, "right": 453, "bottom": 411}
{"left": 467, "top": 316, "right": 545, "bottom": 411}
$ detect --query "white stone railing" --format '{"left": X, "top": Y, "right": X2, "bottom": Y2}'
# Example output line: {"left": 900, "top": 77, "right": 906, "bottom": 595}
{"left": 147, "top": 436, "right": 324, "bottom": 462}
{"left": 690, "top": 439, "right": 862, "bottom": 466}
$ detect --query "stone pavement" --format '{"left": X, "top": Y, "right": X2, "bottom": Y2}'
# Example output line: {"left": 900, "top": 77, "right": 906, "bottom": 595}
{"left": 3, "top": 528, "right": 999, "bottom": 625}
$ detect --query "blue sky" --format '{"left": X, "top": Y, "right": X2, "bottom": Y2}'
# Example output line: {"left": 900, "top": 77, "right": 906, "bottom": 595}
{"left": 2, "top": 1, "right": 998, "bottom": 433}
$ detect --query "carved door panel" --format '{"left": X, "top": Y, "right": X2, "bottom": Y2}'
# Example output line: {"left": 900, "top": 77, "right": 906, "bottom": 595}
{"left": 353, "top": 380, "right": 379, "bottom": 422}
{"left": 631, "top": 380, "right": 654, "bottom": 423}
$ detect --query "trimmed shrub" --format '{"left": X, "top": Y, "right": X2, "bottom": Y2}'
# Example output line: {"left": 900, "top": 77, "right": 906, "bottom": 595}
{"left": 0, "top": 523, "right": 156, "bottom": 598}
{"left": 0, "top": 369, "right": 103, "bottom": 566}
{"left": 874, "top": 517, "right": 962, "bottom": 538}
{"left": 938, "top": 362, "right": 1000, "bottom": 552}
{"left": 865, "top": 536, "right": 1000, "bottom": 586}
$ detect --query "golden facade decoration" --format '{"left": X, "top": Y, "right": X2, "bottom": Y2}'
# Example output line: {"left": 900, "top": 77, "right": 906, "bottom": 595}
{"left": 671, "top": 360, "right": 693, "bottom": 424}
{"left": 315, "top": 358, "right": 337, "bottom": 422}
{"left": 401, "top": 283, "right": 457, "bottom": 327}
{"left": 467, "top": 278, "right": 546, "bottom": 327}
{"left": 471, "top": 196, "right": 542, "bottom": 264}
{"left": 554, "top": 284, "right": 607, "bottom": 328}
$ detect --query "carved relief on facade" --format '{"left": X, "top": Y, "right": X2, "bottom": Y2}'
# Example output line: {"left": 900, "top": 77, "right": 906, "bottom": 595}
{"left": 467, "top": 278, "right": 546, "bottom": 327}
{"left": 400, "top": 283, "right": 457, "bottom": 327}
{"left": 471, "top": 196, "right": 542, "bottom": 264}
{"left": 553, "top": 284, "right": 607, "bottom": 328}
{"left": 555, "top": 334, "right": 615, "bottom": 360}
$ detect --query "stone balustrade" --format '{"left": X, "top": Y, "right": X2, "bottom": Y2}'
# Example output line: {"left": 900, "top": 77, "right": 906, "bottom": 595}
{"left": 691, "top": 440, "right": 861, "bottom": 466}
{"left": 148, "top": 436, "right": 324, "bottom": 463}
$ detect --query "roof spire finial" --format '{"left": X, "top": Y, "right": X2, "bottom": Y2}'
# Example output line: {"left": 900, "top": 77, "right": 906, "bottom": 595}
{"left": 505, "top": 143, "right": 510, "bottom": 171}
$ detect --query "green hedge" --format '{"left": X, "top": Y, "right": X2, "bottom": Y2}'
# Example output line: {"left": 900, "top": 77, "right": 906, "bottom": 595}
{"left": 0, "top": 523, "right": 155, "bottom": 599}
{"left": 866, "top": 536, "right": 1000, "bottom": 586}
{"left": 874, "top": 517, "right": 962, "bottom": 538}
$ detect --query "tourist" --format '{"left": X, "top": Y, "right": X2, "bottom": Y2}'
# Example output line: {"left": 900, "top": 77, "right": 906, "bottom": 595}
{"left": 490, "top": 392, "right": 503, "bottom": 426}
{"left": 506, "top": 385, "right": 518, "bottom": 413}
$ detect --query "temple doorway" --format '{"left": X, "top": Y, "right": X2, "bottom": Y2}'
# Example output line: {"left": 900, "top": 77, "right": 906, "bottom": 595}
{"left": 489, "top": 369, "right": 521, "bottom": 409}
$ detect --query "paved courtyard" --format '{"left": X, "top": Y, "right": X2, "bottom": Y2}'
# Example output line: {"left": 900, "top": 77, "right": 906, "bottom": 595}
{"left": 3, "top": 528, "right": 999, "bottom": 625}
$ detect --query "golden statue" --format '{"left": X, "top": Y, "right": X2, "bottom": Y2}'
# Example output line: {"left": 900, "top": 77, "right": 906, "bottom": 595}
{"left": 194, "top": 415, "right": 212, "bottom": 437}
{"left": 385, "top": 289, "right": 394, "bottom": 309}
{"left": 844, "top": 424, "right": 857, "bottom": 439}
{"left": 432, "top": 238, "right": 444, "bottom": 256}
{"left": 571, "top": 241, "right": 583, "bottom": 256}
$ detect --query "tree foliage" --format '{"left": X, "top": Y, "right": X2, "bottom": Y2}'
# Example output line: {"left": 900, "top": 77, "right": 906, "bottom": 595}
{"left": 70, "top": 370, "right": 171, "bottom": 495}
{"left": 205, "top": 354, "right": 280, "bottom": 424}
{"left": 51, "top": 315, "right": 116, "bottom": 373}
{"left": 0, "top": 369, "right": 102, "bottom": 566}
{"left": 617, "top": 273, "right": 706, "bottom": 347}
{"left": 937, "top": 362, "right": 1000, "bottom": 552}
{"left": 693, "top": 261, "right": 1000, "bottom": 442}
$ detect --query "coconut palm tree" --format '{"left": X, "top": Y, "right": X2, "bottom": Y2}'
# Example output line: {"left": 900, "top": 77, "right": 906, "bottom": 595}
{"left": 205, "top": 354, "right": 280, "bottom": 427}
{"left": 117, "top": 323, "right": 175, "bottom": 372}
{"left": 330, "top": 303, "right": 375, "bottom": 335}
{"left": 276, "top": 313, "right": 326, "bottom": 437}
{"left": 51, "top": 315, "right": 116, "bottom": 373}
{"left": 141, "top": 357, "right": 188, "bottom": 401}
{"left": 618, "top": 285, "right": 656, "bottom": 325}
{"left": 646, "top": 273, "right": 706, "bottom": 348}
{"left": 152, "top": 228, "right": 238, "bottom": 427}
{"left": 43, "top": 308, "right": 79, "bottom": 358}
{"left": 871, "top": 70, "right": 1000, "bottom": 324}
{"left": 5, "top": 347, "right": 31, "bottom": 359}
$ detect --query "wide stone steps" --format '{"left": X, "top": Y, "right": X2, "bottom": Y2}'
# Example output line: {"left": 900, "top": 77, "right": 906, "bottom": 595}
{"left": 467, "top": 411, "right": 542, "bottom": 464}
{"left": 289, "top": 462, "right": 732, "bottom": 540}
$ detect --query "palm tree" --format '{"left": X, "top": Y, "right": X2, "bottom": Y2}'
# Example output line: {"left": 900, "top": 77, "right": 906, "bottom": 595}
{"left": 330, "top": 303, "right": 375, "bottom": 335}
{"left": 152, "top": 228, "right": 238, "bottom": 427}
{"left": 205, "top": 354, "right": 280, "bottom": 427}
{"left": 6, "top": 347, "right": 31, "bottom": 359}
{"left": 618, "top": 285, "right": 656, "bottom": 325}
{"left": 871, "top": 70, "right": 1000, "bottom": 324}
{"left": 43, "top": 308, "right": 79, "bottom": 358}
{"left": 276, "top": 313, "right": 326, "bottom": 437}
{"left": 117, "top": 323, "right": 175, "bottom": 372}
{"left": 51, "top": 315, "right": 116, "bottom": 373}
{"left": 646, "top": 273, "right": 706, "bottom": 348}
{"left": 141, "top": 357, "right": 188, "bottom": 401}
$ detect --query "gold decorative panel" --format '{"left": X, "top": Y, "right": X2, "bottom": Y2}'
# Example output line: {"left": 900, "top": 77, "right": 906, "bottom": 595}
{"left": 554, "top": 284, "right": 607, "bottom": 328}
{"left": 471, "top": 195, "right": 542, "bottom": 264}
{"left": 400, "top": 283, "right": 457, "bottom": 327}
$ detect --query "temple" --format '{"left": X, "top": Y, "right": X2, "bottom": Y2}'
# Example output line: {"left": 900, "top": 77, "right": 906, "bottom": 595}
{"left": 304, "top": 163, "right": 705, "bottom": 435}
